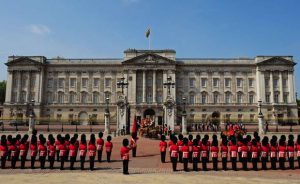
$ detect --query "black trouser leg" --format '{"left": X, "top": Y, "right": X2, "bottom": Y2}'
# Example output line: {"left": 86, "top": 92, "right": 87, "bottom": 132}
{"left": 202, "top": 157, "right": 208, "bottom": 171}
{"left": 89, "top": 156, "right": 95, "bottom": 170}
{"left": 11, "top": 156, "right": 17, "bottom": 169}
{"left": 183, "top": 158, "right": 188, "bottom": 172}
{"left": 132, "top": 147, "right": 136, "bottom": 157}
{"left": 65, "top": 151, "right": 69, "bottom": 161}
{"left": 247, "top": 152, "right": 251, "bottom": 162}
{"left": 7, "top": 151, "right": 11, "bottom": 161}
{"left": 21, "top": 156, "right": 26, "bottom": 169}
{"left": 231, "top": 157, "right": 237, "bottom": 171}
{"left": 171, "top": 157, "right": 177, "bottom": 171}
{"left": 70, "top": 156, "right": 75, "bottom": 170}
{"left": 97, "top": 150, "right": 103, "bottom": 162}
{"left": 80, "top": 156, "right": 85, "bottom": 170}
{"left": 49, "top": 156, "right": 54, "bottom": 169}
{"left": 212, "top": 158, "right": 218, "bottom": 171}
{"left": 252, "top": 158, "right": 258, "bottom": 171}
{"left": 56, "top": 151, "right": 60, "bottom": 161}
{"left": 161, "top": 152, "right": 166, "bottom": 163}
{"left": 179, "top": 152, "right": 183, "bottom": 163}
{"left": 298, "top": 157, "right": 300, "bottom": 169}
{"left": 271, "top": 158, "right": 277, "bottom": 170}
{"left": 31, "top": 156, "right": 36, "bottom": 169}
{"left": 1, "top": 156, "right": 6, "bottom": 169}
{"left": 238, "top": 152, "right": 242, "bottom": 162}
{"left": 107, "top": 152, "right": 111, "bottom": 162}
{"left": 261, "top": 157, "right": 267, "bottom": 170}
{"left": 189, "top": 152, "right": 192, "bottom": 163}
{"left": 40, "top": 156, "right": 46, "bottom": 169}
{"left": 222, "top": 157, "right": 227, "bottom": 170}
{"left": 279, "top": 158, "right": 285, "bottom": 170}
{"left": 123, "top": 160, "right": 129, "bottom": 174}
{"left": 242, "top": 158, "right": 248, "bottom": 171}
{"left": 192, "top": 157, "right": 198, "bottom": 171}
{"left": 288, "top": 157, "right": 294, "bottom": 170}
{"left": 60, "top": 156, "right": 65, "bottom": 170}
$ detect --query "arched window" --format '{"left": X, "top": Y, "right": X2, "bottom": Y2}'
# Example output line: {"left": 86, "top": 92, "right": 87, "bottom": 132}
{"left": 201, "top": 92, "right": 207, "bottom": 104}
{"left": 248, "top": 92, "right": 255, "bottom": 104}
{"left": 58, "top": 92, "right": 64, "bottom": 103}
{"left": 213, "top": 92, "right": 219, "bottom": 104}
{"left": 20, "top": 91, "right": 26, "bottom": 103}
{"left": 225, "top": 92, "right": 231, "bottom": 104}
{"left": 69, "top": 92, "right": 76, "bottom": 103}
{"left": 189, "top": 92, "right": 195, "bottom": 104}
{"left": 47, "top": 92, "right": 53, "bottom": 104}
{"left": 93, "top": 92, "right": 99, "bottom": 104}
{"left": 81, "top": 92, "right": 88, "bottom": 103}
{"left": 237, "top": 92, "right": 243, "bottom": 104}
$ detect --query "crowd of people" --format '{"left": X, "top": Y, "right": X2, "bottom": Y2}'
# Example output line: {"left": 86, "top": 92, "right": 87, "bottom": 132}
{"left": 0, "top": 130, "right": 139, "bottom": 175}
{"left": 159, "top": 132, "right": 300, "bottom": 171}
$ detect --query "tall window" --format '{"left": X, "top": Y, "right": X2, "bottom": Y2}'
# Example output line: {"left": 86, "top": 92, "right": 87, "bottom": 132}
{"left": 213, "top": 93, "right": 218, "bottom": 104}
{"left": 189, "top": 78, "right": 195, "bottom": 88}
{"left": 58, "top": 78, "right": 65, "bottom": 88}
{"left": 225, "top": 92, "right": 231, "bottom": 104}
{"left": 157, "top": 92, "right": 163, "bottom": 103}
{"left": 47, "top": 92, "right": 53, "bottom": 103}
{"left": 265, "top": 78, "right": 270, "bottom": 87}
{"left": 70, "top": 78, "right": 76, "bottom": 88}
{"left": 20, "top": 91, "right": 26, "bottom": 103}
{"left": 225, "top": 78, "right": 230, "bottom": 87}
{"left": 236, "top": 78, "right": 242, "bottom": 87}
{"left": 189, "top": 93, "right": 195, "bottom": 104}
{"left": 58, "top": 92, "right": 64, "bottom": 103}
{"left": 82, "top": 78, "right": 88, "bottom": 88}
{"left": 93, "top": 78, "right": 99, "bottom": 87}
{"left": 266, "top": 93, "right": 270, "bottom": 103}
{"left": 283, "top": 93, "right": 288, "bottom": 103}
{"left": 12, "top": 92, "right": 17, "bottom": 103}
{"left": 273, "top": 79, "right": 278, "bottom": 88}
{"left": 47, "top": 79, "right": 53, "bottom": 88}
{"left": 69, "top": 92, "right": 76, "bottom": 103}
{"left": 93, "top": 92, "right": 99, "bottom": 104}
{"left": 248, "top": 78, "right": 254, "bottom": 87}
{"left": 274, "top": 93, "right": 279, "bottom": 103}
{"left": 201, "top": 92, "right": 207, "bottom": 104}
{"left": 249, "top": 94, "right": 254, "bottom": 104}
{"left": 237, "top": 93, "right": 242, "bottom": 104}
{"left": 282, "top": 79, "right": 287, "bottom": 88}
{"left": 201, "top": 78, "right": 207, "bottom": 87}
{"left": 213, "top": 78, "right": 219, "bottom": 87}
{"left": 30, "top": 77, "right": 35, "bottom": 89}
{"left": 81, "top": 92, "right": 88, "bottom": 103}
{"left": 105, "top": 78, "right": 111, "bottom": 87}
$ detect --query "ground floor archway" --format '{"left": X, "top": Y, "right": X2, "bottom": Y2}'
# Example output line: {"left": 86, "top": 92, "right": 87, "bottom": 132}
{"left": 78, "top": 111, "right": 88, "bottom": 125}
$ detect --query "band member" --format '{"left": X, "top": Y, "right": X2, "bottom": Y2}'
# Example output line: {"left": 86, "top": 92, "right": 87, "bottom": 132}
{"left": 237, "top": 135, "right": 243, "bottom": 162}
{"left": 211, "top": 137, "right": 219, "bottom": 171}
{"left": 241, "top": 138, "right": 249, "bottom": 171}
{"left": 251, "top": 139, "right": 259, "bottom": 171}
{"left": 287, "top": 135, "right": 295, "bottom": 170}
{"left": 79, "top": 134, "right": 87, "bottom": 170}
{"left": 55, "top": 134, "right": 62, "bottom": 161}
{"left": 201, "top": 138, "right": 209, "bottom": 171}
{"left": 74, "top": 134, "right": 79, "bottom": 162}
{"left": 130, "top": 132, "right": 138, "bottom": 157}
{"left": 88, "top": 134, "right": 97, "bottom": 170}
{"left": 19, "top": 137, "right": 27, "bottom": 169}
{"left": 246, "top": 135, "right": 252, "bottom": 163}
{"left": 48, "top": 137, "right": 56, "bottom": 169}
{"left": 121, "top": 138, "right": 132, "bottom": 175}
{"left": 177, "top": 134, "right": 184, "bottom": 163}
{"left": 69, "top": 137, "right": 77, "bottom": 170}
{"left": 192, "top": 139, "right": 200, "bottom": 171}
{"left": 30, "top": 135, "right": 38, "bottom": 169}
{"left": 159, "top": 135, "right": 167, "bottom": 163}
{"left": 168, "top": 134, "right": 174, "bottom": 159}
{"left": 96, "top": 132, "right": 104, "bottom": 162}
{"left": 260, "top": 137, "right": 269, "bottom": 170}
{"left": 169, "top": 136, "right": 178, "bottom": 171}
{"left": 105, "top": 136, "right": 113, "bottom": 162}
{"left": 38, "top": 137, "right": 47, "bottom": 169}
{"left": 204, "top": 134, "right": 211, "bottom": 162}
{"left": 278, "top": 138, "right": 286, "bottom": 170}
{"left": 221, "top": 138, "right": 228, "bottom": 171}
{"left": 6, "top": 135, "right": 12, "bottom": 161}
{"left": 229, "top": 138, "right": 238, "bottom": 171}
{"left": 188, "top": 135, "right": 193, "bottom": 163}
{"left": 296, "top": 135, "right": 300, "bottom": 169}
{"left": 9, "top": 138, "right": 18, "bottom": 169}
{"left": 59, "top": 137, "right": 67, "bottom": 170}
{"left": 15, "top": 134, "right": 21, "bottom": 160}
{"left": 182, "top": 138, "right": 189, "bottom": 172}
{"left": 0, "top": 135, "right": 8, "bottom": 169}
{"left": 47, "top": 134, "right": 54, "bottom": 161}
{"left": 270, "top": 138, "right": 278, "bottom": 170}
{"left": 64, "top": 134, "right": 71, "bottom": 161}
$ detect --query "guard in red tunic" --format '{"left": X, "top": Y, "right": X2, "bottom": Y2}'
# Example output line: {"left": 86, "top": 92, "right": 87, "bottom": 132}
{"left": 55, "top": 134, "right": 62, "bottom": 161}
{"left": 246, "top": 135, "right": 252, "bottom": 163}
{"left": 251, "top": 139, "right": 259, "bottom": 171}
{"left": 121, "top": 138, "right": 132, "bottom": 175}
{"left": 270, "top": 138, "right": 278, "bottom": 170}
{"left": 0, "top": 135, "right": 8, "bottom": 169}
{"left": 221, "top": 138, "right": 228, "bottom": 171}
{"left": 88, "top": 134, "right": 97, "bottom": 170}
{"left": 237, "top": 135, "right": 243, "bottom": 162}
{"left": 15, "top": 134, "right": 21, "bottom": 161}
{"left": 229, "top": 138, "right": 238, "bottom": 171}
{"left": 177, "top": 134, "right": 184, "bottom": 163}
{"left": 38, "top": 137, "right": 47, "bottom": 169}
{"left": 105, "top": 135, "right": 113, "bottom": 162}
{"left": 19, "top": 137, "right": 27, "bottom": 169}
{"left": 74, "top": 134, "right": 79, "bottom": 162}
{"left": 130, "top": 132, "right": 138, "bottom": 157}
{"left": 260, "top": 137, "right": 269, "bottom": 170}
{"left": 6, "top": 135, "right": 12, "bottom": 161}
{"left": 30, "top": 135, "right": 38, "bottom": 169}
{"left": 182, "top": 138, "right": 189, "bottom": 172}
{"left": 192, "top": 139, "right": 200, "bottom": 171}
{"left": 287, "top": 136, "right": 295, "bottom": 170}
{"left": 278, "top": 139, "right": 286, "bottom": 170}
{"left": 48, "top": 137, "right": 56, "bottom": 169}
{"left": 9, "top": 138, "right": 18, "bottom": 169}
{"left": 79, "top": 134, "right": 87, "bottom": 170}
{"left": 188, "top": 135, "right": 194, "bottom": 163}
{"left": 211, "top": 137, "right": 219, "bottom": 171}
{"left": 59, "top": 137, "right": 67, "bottom": 170}
{"left": 64, "top": 134, "right": 71, "bottom": 161}
{"left": 168, "top": 134, "right": 174, "bottom": 159}
{"left": 296, "top": 135, "right": 300, "bottom": 169}
{"left": 69, "top": 137, "right": 77, "bottom": 170}
{"left": 201, "top": 138, "right": 209, "bottom": 171}
{"left": 241, "top": 138, "right": 249, "bottom": 171}
{"left": 169, "top": 136, "right": 178, "bottom": 171}
{"left": 96, "top": 132, "right": 104, "bottom": 162}
{"left": 159, "top": 135, "right": 167, "bottom": 163}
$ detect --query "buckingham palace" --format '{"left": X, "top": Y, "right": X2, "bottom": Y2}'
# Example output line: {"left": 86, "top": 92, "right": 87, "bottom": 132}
{"left": 2, "top": 49, "right": 298, "bottom": 132}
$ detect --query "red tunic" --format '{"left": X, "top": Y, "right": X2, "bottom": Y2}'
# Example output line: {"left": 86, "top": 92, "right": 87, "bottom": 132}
{"left": 177, "top": 140, "right": 184, "bottom": 152}
{"left": 96, "top": 138, "right": 104, "bottom": 151}
{"left": 55, "top": 140, "right": 60, "bottom": 151}
{"left": 241, "top": 145, "right": 248, "bottom": 158}
{"left": 105, "top": 141, "right": 113, "bottom": 153}
{"left": 287, "top": 145, "right": 294, "bottom": 158}
{"left": 88, "top": 143, "right": 96, "bottom": 157}
{"left": 237, "top": 141, "right": 243, "bottom": 152}
{"left": 182, "top": 145, "right": 189, "bottom": 159}
{"left": 130, "top": 138, "right": 138, "bottom": 148}
{"left": 261, "top": 145, "right": 269, "bottom": 158}
{"left": 221, "top": 145, "right": 228, "bottom": 158}
{"left": 169, "top": 144, "right": 178, "bottom": 158}
{"left": 188, "top": 141, "right": 193, "bottom": 152}
{"left": 211, "top": 146, "right": 219, "bottom": 158}
{"left": 48, "top": 144, "right": 56, "bottom": 157}
{"left": 201, "top": 144, "right": 209, "bottom": 158}
{"left": 64, "top": 140, "right": 70, "bottom": 150}
{"left": 192, "top": 146, "right": 200, "bottom": 158}
{"left": 58, "top": 144, "right": 67, "bottom": 157}
{"left": 9, "top": 145, "right": 18, "bottom": 157}
{"left": 168, "top": 140, "right": 173, "bottom": 152}
{"left": 69, "top": 144, "right": 77, "bottom": 157}
{"left": 79, "top": 143, "right": 87, "bottom": 157}
{"left": 38, "top": 144, "right": 47, "bottom": 157}
{"left": 278, "top": 145, "right": 286, "bottom": 158}
{"left": 296, "top": 143, "right": 300, "bottom": 157}
{"left": 270, "top": 145, "right": 277, "bottom": 158}
{"left": 159, "top": 141, "right": 167, "bottom": 152}
{"left": 19, "top": 143, "right": 27, "bottom": 157}
{"left": 251, "top": 145, "right": 259, "bottom": 159}
{"left": 229, "top": 145, "right": 238, "bottom": 158}
{"left": 120, "top": 146, "right": 131, "bottom": 160}
{"left": 30, "top": 144, "right": 38, "bottom": 157}
{"left": 0, "top": 144, "right": 7, "bottom": 157}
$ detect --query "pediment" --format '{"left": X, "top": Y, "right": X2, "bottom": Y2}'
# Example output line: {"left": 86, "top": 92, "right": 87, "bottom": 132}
{"left": 6, "top": 57, "right": 43, "bottom": 66}
{"left": 122, "top": 53, "right": 175, "bottom": 65}
{"left": 256, "top": 57, "right": 296, "bottom": 66}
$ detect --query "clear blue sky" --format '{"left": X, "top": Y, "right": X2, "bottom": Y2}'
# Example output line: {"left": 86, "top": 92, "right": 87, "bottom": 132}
{"left": 0, "top": 0, "right": 299, "bottom": 95}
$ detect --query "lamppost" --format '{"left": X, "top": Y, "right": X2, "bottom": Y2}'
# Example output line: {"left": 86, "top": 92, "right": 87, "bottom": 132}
{"left": 181, "top": 97, "right": 187, "bottom": 134}
{"left": 47, "top": 115, "right": 50, "bottom": 132}
{"left": 89, "top": 115, "right": 92, "bottom": 133}
{"left": 75, "top": 115, "right": 78, "bottom": 132}
{"left": 117, "top": 77, "right": 128, "bottom": 95}
{"left": 28, "top": 99, "right": 35, "bottom": 133}
{"left": 117, "top": 77, "right": 129, "bottom": 134}
{"left": 257, "top": 100, "right": 264, "bottom": 135}
{"left": 163, "top": 76, "right": 175, "bottom": 96}
{"left": 104, "top": 97, "right": 110, "bottom": 134}
{"left": 273, "top": 110, "right": 278, "bottom": 132}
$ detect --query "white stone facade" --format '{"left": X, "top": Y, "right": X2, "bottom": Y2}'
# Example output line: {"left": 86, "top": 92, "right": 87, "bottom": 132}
{"left": 3, "top": 49, "right": 298, "bottom": 132}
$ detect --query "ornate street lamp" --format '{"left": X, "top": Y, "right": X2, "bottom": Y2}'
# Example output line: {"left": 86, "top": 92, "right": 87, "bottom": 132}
{"left": 105, "top": 97, "right": 110, "bottom": 113}
{"left": 104, "top": 97, "right": 110, "bottom": 134}
{"left": 47, "top": 115, "right": 50, "bottom": 132}
{"left": 117, "top": 77, "right": 129, "bottom": 95}
{"left": 182, "top": 97, "right": 187, "bottom": 115}
{"left": 75, "top": 115, "right": 78, "bottom": 132}
{"left": 258, "top": 100, "right": 263, "bottom": 116}
{"left": 163, "top": 76, "right": 175, "bottom": 96}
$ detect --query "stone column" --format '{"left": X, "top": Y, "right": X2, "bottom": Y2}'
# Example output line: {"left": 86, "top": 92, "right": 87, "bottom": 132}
{"left": 258, "top": 113, "right": 264, "bottom": 135}
{"left": 260, "top": 72, "right": 265, "bottom": 102}
{"left": 5, "top": 71, "right": 13, "bottom": 103}
{"left": 182, "top": 114, "right": 187, "bottom": 135}
{"left": 142, "top": 70, "right": 146, "bottom": 103}
{"left": 28, "top": 114, "right": 35, "bottom": 134}
{"left": 270, "top": 72, "right": 274, "bottom": 103}
{"left": 279, "top": 71, "right": 283, "bottom": 103}
{"left": 104, "top": 112, "right": 110, "bottom": 134}
{"left": 153, "top": 70, "right": 156, "bottom": 103}
{"left": 17, "top": 71, "right": 22, "bottom": 102}
{"left": 288, "top": 71, "right": 295, "bottom": 103}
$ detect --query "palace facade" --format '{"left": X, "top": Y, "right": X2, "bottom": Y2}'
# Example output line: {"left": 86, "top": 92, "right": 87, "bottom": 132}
{"left": 3, "top": 49, "right": 298, "bottom": 132}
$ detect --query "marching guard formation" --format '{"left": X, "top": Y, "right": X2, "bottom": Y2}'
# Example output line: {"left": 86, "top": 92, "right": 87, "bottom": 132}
{"left": 160, "top": 132, "right": 300, "bottom": 171}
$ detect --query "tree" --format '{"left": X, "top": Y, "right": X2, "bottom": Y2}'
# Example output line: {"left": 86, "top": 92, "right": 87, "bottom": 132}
{"left": 0, "top": 81, "right": 6, "bottom": 105}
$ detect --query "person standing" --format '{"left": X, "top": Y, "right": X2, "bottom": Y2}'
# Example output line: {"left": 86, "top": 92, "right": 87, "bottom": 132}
{"left": 55, "top": 134, "right": 62, "bottom": 162}
{"left": 130, "top": 133, "right": 138, "bottom": 157}
{"left": 260, "top": 138, "right": 269, "bottom": 170}
{"left": 168, "top": 134, "right": 174, "bottom": 159}
{"left": 58, "top": 137, "right": 67, "bottom": 170}
{"left": 278, "top": 138, "right": 286, "bottom": 170}
{"left": 201, "top": 138, "right": 209, "bottom": 171}
{"left": 64, "top": 134, "right": 71, "bottom": 162}
{"left": 19, "top": 137, "right": 27, "bottom": 169}
{"left": 270, "top": 138, "right": 278, "bottom": 170}
{"left": 159, "top": 135, "right": 167, "bottom": 163}
{"left": 120, "top": 138, "right": 132, "bottom": 175}
{"left": 182, "top": 138, "right": 189, "bottom": 172}
{"left": 241, "top": 138, "right": 249, "bottom": 171}
{"left": 105, "top": 135, "right": 113, "bottom": 162}
{"left": 38, "top": 137, "right": 47, "bottom": 169}
{"left": 79, "top": 134, "right": 87, "bottom": 170}
{"left": 251, "top": 139, "right": 259, "bottom": 171}
{"left": 88, "top": 134, "right": 96, "bottom": 171}
{"left": 188, "top": 135, "right": 194, "bottom": 163}
{"left": 96, "top": 132, "right": 104, "bottom": 162}
{"left": 169, "top": 136, "right": 178, "bottom": 171}
{"left": 9, "top": 138, "right": 18, "bottom": 169}
{"left": 296, "top": 135, "right": 300, "bottom": 169}
{"left": 287, "top": 135, "right": 295, "bottom": 170}
{"left": 221, "top": 138, "right": 228, "bottom": 171}
{"left": 69, "top": 137, "right": 77, "bottom": 170}
{"left": 229, "top": 138, "right": 238, "bottom": 171}
{"left": 177, "top": 134, "right": 184, "bottom": 163}
{"left": 48, "top": 137, "right": 56, "bottom": 170}
{"left": 6, "top": 135, "right": 12, "bottom": 161}
{"left": 192, "top": 139, "right": 200, "bottom": 171}
{"left": 30, "top": 135, "right": 38, "bottom": 169}
{"left": 0, "top": 135, "right": 8, "bottom": 169}
{"left": 211, "top": 137, "right": 219, "bottom": 171}
{"left": 237, "top": 135, "right": 243, "bottom": 162}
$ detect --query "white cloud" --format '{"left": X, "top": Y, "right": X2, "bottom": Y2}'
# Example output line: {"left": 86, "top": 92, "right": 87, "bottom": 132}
{"left": 28, "top": 24, "right": 51, "bottom": 35}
